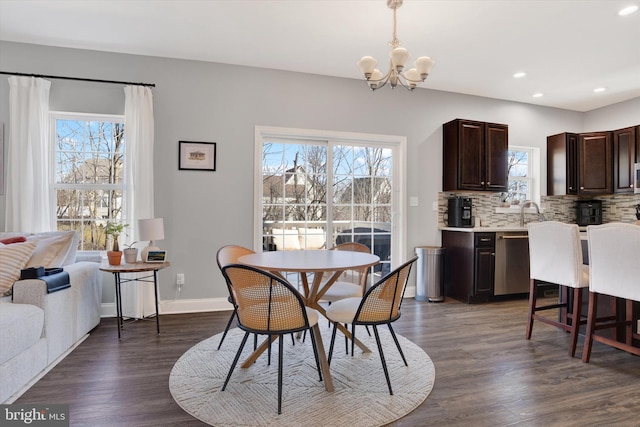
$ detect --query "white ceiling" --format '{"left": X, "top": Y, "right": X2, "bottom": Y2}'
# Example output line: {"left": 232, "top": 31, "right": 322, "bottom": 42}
{"left": 1, "top": 0, "right": 639, "bottom": 112}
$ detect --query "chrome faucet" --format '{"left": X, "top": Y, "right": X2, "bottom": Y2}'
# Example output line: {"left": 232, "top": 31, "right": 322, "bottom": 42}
{"left": 520, "top": 200, "right": 545, "bottom": 227}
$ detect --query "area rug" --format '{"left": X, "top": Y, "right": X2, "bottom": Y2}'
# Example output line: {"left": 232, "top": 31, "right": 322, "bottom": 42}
{"left": 169, "top": 327, "right": 435, "bottom": 426}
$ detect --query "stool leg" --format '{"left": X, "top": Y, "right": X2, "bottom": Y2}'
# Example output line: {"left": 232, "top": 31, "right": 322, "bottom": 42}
{"left": 569, "top": 287, "right": 582, "bottom": 357}
{"left": 582, "top": 291, "right": 598, "bottom": 363}
{"left": 526, "top": 278, "right": 536, "bottom": 339}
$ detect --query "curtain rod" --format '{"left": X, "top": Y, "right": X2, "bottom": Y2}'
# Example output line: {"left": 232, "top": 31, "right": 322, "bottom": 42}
{"left": 0, "top": 71, "right": 155, "bottom": 88}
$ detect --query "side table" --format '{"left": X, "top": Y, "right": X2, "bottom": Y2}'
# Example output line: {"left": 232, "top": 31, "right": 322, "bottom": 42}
{"left": 100, "top": 262, "right": 170, "bottom": 338}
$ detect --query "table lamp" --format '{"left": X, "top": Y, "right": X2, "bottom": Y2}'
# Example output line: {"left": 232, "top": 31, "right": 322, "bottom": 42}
{"left": 138, "top": 218, "right": 165, "bottom": 262}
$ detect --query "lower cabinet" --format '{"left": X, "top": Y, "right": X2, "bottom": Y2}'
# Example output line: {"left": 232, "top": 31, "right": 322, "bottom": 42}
{"left": 442, "top": 231, "right": 495, "bottom": 303}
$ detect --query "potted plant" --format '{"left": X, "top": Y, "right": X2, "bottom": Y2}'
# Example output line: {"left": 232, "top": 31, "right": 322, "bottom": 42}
{"left": 123, "top": 241, "right": 138, "bottom": 264}
{"left": 105, "top": 221, "right": 128, "bottom": 265}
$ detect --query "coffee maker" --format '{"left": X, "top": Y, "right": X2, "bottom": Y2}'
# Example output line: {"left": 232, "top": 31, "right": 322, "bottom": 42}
{"left": 447, "top": 196, "right": 473, "bottom": 227}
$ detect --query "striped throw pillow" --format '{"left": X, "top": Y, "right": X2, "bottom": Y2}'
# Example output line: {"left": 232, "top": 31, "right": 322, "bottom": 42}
{"left": 0, "top": 241, "right": 37, "bottom": 296}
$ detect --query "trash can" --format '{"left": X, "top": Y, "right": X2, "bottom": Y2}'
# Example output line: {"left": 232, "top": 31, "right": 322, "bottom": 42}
{"left": 415, "top": 246, "right": 445, "bottom": 302}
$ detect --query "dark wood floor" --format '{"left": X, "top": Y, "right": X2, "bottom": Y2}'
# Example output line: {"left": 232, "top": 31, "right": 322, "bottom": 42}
{"left": 14, "top": 297, "right": 640, "bottom": 426}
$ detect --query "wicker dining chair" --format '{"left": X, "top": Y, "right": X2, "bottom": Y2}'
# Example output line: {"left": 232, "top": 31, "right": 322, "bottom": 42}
{"left": 216, "top": 245, "right": 256, "bottom": 350}
{"left": 325, "top": 256, "right": 418, "bottom": 395}
{"left": 220, "top": 264, "right": 324, "bottom": 414}
{"left": 322, "top": 242, "right": 373, "bottom": 302}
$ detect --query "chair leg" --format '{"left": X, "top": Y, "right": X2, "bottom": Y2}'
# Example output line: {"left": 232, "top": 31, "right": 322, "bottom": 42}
{"left": 308, "top": 327, "right": 323, "bottom": 382}
{"left": 526, "top": 278, "right": 536, "bottom": 339}
{"left": 221, "top": 331, "right": 250, "bottom": 391}
{"left": 277, "top": 334, "right": 284, "bottom": 414}
{"left": 582, "top": 291, "right": 598, "bottom": 363}
{"left": 351, "top": 324, "right": 356, "bottom": 358}
{"left": 217, "top": 308, "right": 237, "bottom": 350}
{"left": 268, "top": 335, "right": 272, "bottom": 366}
{"left": 344, "top": 323, "right": 349, "bottom": 355}
{"left": 568, "top": 287, "right": 583, "bottom": 357}
{"left": 253, "top": 333, "right": 258, "bottom": 351}
{"left": 372, "top": 324, "right": 393, "bottom": 395}
{"left": 328, "top": 323, "right": 338, "bottom": 365}
{"left": 387, "top": 323, "right": 407, "bottom": 366}
{"left": 365, "top": 325, "right": 372, "bottom": 336}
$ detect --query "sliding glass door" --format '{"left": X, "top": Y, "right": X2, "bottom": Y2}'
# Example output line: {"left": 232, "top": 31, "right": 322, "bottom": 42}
{"left": 255, "top": 127, "right": 405, "bottom": 280}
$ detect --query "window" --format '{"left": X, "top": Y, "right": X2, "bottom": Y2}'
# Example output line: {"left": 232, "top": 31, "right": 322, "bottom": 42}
{"left": 52, "top": 112, "right": 126, "bottom": 250}
{"left": 506, "top": 146, "right": 537, "bottom": 204}
{"left": 256, "top": 127, "right": 406, "bottom": 281}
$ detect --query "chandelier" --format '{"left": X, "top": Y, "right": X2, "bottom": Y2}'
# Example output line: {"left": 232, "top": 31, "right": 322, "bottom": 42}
{"left": 357, "top": 0, "right": 435, "bottom": 91}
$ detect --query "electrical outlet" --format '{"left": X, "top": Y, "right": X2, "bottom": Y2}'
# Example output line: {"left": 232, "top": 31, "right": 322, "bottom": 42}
{"left": 177, "top": 273, "right": 185, "bottom": 286}
{"left": 610, "top": 205, "right": 617, "bottom": 215}
{"left": 432, "top": 201, "right": 438, "bottom": 212}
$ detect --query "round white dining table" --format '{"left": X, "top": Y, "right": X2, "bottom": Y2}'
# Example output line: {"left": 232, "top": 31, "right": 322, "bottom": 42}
{"left": 237, "top": 249, "right": 380, "bottom": 390}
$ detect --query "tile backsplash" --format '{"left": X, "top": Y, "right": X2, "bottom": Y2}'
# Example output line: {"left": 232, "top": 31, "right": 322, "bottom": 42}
{"left": 438, "top": 192, "right": 640, "bottom": 227}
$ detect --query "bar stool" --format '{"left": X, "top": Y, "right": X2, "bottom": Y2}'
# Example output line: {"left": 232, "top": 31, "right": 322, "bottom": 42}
{"left": 526, "top": 221, "right": 589, "bottom": 357}
{"left": 582, "top": 223, "right": 640, "bottom": 362}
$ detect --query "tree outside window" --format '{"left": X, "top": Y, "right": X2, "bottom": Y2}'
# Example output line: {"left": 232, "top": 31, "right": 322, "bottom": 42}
{"left": 505, "top": 148, "right": 532, "bottom": 204}
{"left": 52, "top": 113, "right": 125, "bottom": 250}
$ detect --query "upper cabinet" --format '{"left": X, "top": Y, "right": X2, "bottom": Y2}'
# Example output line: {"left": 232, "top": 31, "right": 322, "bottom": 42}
{"left": 443, "top": 119, "right": 508, "bottom": 192}
{"left": 613, "top": 126, "right": 638, "bottom": 194}
{"left": 548, "top": 125, "right": 638, "bottom": 196}
{"left": 578, "top": 132, "right": 612, "bottom": 195}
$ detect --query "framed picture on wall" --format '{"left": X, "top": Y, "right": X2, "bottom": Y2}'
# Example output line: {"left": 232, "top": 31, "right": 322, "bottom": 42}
{"left": 179, "top": 141, "right": 216, "bottom": 171}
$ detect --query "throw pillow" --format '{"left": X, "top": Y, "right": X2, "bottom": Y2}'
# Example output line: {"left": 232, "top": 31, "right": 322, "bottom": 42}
{"left": 0, "top": 236, "right": 27, "bottom": 245}
{"left": 0, "top": 241, "right": 37, "bottom": 296}
{"left": 25, "top": 231, "right": 78, "bottom": 268}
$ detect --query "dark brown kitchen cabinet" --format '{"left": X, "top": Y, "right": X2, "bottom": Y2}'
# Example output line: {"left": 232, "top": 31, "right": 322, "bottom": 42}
{"left": 443, "top": 119, "right": 508, "bottom": 192}
{"left": 613, "top": 126, "right": 638, "bottom": 193}
{"left": 547, "top": 133, "right": 579, "bottom": 195}
{"left": 547, "top": 131, "right": 612, "bottom": 195}
{"left": 578, "top": 132, "right": 612, "bottom": 194}
{"left": 442, "top": 231, "right": 495, "bottom": 303}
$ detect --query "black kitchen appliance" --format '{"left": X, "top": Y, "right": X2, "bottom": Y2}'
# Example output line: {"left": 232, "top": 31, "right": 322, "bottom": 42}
{"left": 576, "top": 200, "right": 602, "bottom": 226}
{"left": 447, "top": 196, "right": 473, "bottom": 227}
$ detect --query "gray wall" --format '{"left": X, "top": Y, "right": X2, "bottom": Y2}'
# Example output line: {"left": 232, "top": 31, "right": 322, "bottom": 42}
{"left": 1, "top": 41, "right": 638, "bottom": 307}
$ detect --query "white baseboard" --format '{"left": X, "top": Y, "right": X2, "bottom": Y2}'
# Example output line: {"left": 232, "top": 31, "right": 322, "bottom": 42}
{"left": 100, "top": 288, "right": 416, "bottom": 318}
{"left": 101, "top": 297, "right": 232, "bottom": 317}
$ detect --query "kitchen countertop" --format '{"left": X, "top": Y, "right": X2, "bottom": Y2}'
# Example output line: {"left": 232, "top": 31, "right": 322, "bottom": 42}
{"left": 439, "top": 226, "right": 528, "bottom": 232}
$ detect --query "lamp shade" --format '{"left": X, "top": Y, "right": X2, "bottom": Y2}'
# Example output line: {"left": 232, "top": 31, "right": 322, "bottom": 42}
{"left": 138, "top": 218, "right": 165, "bottom": 242}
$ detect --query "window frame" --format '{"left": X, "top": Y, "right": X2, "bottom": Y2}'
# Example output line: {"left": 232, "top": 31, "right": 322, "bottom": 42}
{"left": 254, "top": 126, "right": 407, "bottom": 269}
{"left": 498, "top": 145, "right": 541, "bottom": 211}
{"left": 50, "top": 111, "right": 126, "bottom": 252}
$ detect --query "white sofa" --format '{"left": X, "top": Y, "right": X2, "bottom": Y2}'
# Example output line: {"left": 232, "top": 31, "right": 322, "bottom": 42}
{"left": 0, "top": 231, "right": 102, "bottom": 403}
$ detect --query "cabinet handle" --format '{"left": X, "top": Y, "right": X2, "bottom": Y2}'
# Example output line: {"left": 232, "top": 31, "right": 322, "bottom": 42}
{"left": 481, "top": 181, "right": 485, "bottom": 185}
{"left": 487, "top": 181, "right": 491, "bottom": 185}
{"left": 480, "top": 238, "right": 491, "bottom": 242}
{"left": 569, "top": 186, "right": 573, "bottom": 190}
{"left": 580, "top": 186, "right": 584, "bottom": 190}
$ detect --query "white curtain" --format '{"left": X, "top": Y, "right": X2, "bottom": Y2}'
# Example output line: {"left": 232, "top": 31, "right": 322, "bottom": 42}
{"left": 123, "top": 85, "right": 156, "bottom": 317}
{"left": 124, "top": 85, "right": 155, "bottom": 234}
{"left": 5, "top": 76, "right": 54, "bottom": 232}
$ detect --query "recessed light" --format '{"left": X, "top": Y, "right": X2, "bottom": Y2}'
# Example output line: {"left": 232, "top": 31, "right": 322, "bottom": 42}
{"left": 594, "top": 87, "right": 607, "bottom": 93}
{"left": 513, "top": 72, "right": 526, "bottom": 78}
{"left": 619, "top": 5, "right": 639, "bottom": 15}
{"left": 532, "top": 93, "right": 544, "bottom": 98}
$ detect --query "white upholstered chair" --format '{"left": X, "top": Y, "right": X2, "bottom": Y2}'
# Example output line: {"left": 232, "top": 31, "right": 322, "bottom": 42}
{"left": 582, "top": 223, "right": 640, "bottom": 363}
{"left": 526, "top": 221, "right": 589, "bottom": 357}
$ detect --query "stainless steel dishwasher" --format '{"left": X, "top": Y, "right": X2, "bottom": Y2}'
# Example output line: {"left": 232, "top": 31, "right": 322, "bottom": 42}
{"left": 494, "top": 232, "right": 530, "bottom": 295}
